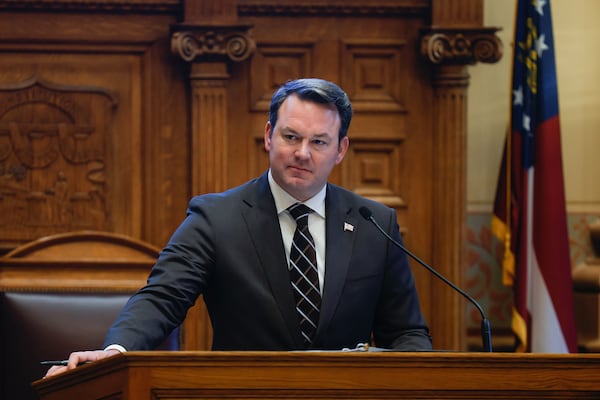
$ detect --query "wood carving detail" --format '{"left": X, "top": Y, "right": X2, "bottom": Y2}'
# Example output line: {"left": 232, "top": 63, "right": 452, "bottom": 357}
{"left": 0, "top": 77, "right": 117, "bottom": 241}
{"left": 171, "top": 28, "right": 256, "bottom": 63}
{"left": 421, "top": 28, "right": 502, "bottom": 65}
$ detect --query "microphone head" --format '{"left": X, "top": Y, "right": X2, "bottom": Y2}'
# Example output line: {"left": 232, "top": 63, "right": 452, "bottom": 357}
{"left": 358, "top": 206, "right": 373, "bottom": 220}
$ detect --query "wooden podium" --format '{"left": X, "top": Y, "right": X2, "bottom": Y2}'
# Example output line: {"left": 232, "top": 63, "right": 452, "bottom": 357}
{"left": 33, "top": 351, "right": 600, "bottom": 400}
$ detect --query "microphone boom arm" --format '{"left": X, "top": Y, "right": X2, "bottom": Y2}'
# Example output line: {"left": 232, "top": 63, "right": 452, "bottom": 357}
{"left": 360, "top": 207, "right": 492, "bottom": 352}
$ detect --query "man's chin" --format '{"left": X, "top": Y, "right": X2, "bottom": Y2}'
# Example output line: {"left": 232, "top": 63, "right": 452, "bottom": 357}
{"left": 285, "top": 179, "right": 308, "bottom": 190}
{"left": 285, "top": 170, "right": 310, "bottom": 182}
{"left": 282, "top": 178, "right": 312, "bottom": 199}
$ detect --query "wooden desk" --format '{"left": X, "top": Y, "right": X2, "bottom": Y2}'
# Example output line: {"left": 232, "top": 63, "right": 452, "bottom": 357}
{"left": 33, "top": 351, "right": 600, "bottom": 400}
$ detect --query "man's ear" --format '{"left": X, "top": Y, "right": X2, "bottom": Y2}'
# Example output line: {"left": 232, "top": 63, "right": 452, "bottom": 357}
{"left": 336, "top": 136, "right": 349, "bottom": 164}
{"left": 264, "top": 121, "right": 272, "bottom": 151}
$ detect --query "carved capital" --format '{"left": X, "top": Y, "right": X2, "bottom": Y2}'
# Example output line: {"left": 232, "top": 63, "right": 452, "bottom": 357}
{"left": 420, "top": 28, "right": 503, "bottom": 66}
{"left": 171, "top": 26, "right": 256, "bottom": 64}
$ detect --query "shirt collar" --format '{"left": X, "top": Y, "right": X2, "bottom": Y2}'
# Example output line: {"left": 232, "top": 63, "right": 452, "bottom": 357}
{"left": 268, "top": 169, "right": 326, "bottom": 218}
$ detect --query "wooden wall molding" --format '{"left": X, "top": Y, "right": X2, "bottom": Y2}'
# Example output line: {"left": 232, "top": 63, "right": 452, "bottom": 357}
{"left": 343, "top": 138, "right": 408, "bottom": 228}
{"left": 237, "top": 1, "right": 429, "bottom": 17}
{"left": 249, "top": 42, "right": 314, "bottom": 111}
{"left": 0, "top": 0, "right": 179, "bottom": 12}
{"left": 341, "top": 39, "right": 408, "bottom": 113}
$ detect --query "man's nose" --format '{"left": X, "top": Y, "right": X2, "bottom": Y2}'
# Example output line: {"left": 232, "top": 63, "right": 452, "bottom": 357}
{"left": 295, "top": 141, "right": 311, "bottom": 158}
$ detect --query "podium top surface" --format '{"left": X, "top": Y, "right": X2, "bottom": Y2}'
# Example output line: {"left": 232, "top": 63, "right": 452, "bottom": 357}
{"left": 33, "top": 351, "right": 600, "bottom": 400}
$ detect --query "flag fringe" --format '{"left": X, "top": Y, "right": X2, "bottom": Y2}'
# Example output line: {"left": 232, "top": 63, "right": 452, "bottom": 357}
{"left": 491, "top": 215, "right": 515, "bottom": 286}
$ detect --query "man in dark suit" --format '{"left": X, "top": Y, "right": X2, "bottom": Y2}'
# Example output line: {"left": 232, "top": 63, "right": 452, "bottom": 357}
{"left": 45, "top": 78, "right": 431, "bottom": 377}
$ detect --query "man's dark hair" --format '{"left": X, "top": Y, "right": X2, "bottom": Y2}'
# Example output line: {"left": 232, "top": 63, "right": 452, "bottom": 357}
{"left": 268, "top": 78, "right": 353, "bottom": 142}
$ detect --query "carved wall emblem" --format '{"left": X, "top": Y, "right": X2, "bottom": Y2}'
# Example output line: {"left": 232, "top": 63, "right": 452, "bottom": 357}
{"left": 0, "top": 77, "right": 117, "bottom": 242}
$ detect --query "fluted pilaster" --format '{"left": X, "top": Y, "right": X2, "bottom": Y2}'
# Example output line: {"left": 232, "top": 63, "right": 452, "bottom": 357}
{"left": 171, "top": 25, "right": 255, "bottom": 196}
{"left": 420, "top": 24, "right": 501, "bottom": 351}
{"left": 171, "top": 22, "right": 255, "bottom": 350}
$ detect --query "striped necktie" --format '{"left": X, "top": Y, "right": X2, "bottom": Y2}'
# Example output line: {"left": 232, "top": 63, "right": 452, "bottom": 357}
{"left": 288, "top": 202, "right": 321, "bottom": 347}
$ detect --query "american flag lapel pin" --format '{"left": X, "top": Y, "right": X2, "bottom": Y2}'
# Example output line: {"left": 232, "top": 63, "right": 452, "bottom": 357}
{"left": 344, "top": 222, "right": 354, "bottom": 232}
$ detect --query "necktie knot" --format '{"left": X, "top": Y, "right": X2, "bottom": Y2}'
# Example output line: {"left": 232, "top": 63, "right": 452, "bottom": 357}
{"left": 288, "top": 203, "right": 313, "bottom": 226}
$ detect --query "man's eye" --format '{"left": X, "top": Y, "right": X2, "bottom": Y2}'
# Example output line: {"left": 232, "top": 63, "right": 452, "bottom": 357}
{"left": 313, "top": 139, "right": 327, "bottom": 146}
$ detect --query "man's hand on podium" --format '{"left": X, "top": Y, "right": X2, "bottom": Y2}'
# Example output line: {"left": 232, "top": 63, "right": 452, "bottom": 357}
{"left": 43, "top": 349, "right": 120, "bottom": 378}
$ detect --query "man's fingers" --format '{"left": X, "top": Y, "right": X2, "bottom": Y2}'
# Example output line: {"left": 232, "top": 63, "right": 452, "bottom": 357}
{"left": 43, "top": 350, "right": 121, "bottom": 378}
{"left": 44, "top": 365, "right": 67, "bottom": 378}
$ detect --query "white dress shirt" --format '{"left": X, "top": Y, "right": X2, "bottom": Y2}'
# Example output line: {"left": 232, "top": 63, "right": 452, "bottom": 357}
{"left": 268, "top": 169, "right": 326, "bottom": 294}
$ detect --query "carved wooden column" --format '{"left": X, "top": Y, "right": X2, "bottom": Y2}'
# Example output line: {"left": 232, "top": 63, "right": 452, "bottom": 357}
{"left": 170, "top": 1, "right": 255, "bottom": 350}
{"left": 420, "top": 0, "right": 502, "bottom": 351}
{"left": 171, "top": 31, "right": 255, "bottom": 195}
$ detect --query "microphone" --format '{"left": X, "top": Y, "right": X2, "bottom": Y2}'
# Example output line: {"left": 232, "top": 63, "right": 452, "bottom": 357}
{"left": 358, "top": 206, "right": 492, "bottom": 352}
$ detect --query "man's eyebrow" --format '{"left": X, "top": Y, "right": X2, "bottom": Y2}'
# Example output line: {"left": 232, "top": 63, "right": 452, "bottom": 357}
{"left": 280, "top": 126, "right": 298, "bottom": 135}
{"left": 280, "top": 126, "right": 333, "bottom": 138}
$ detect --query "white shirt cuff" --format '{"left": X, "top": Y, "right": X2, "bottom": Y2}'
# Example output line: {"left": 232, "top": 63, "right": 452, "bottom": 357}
{"left": 104, "top": 344, "right": 127, "bottom": 353}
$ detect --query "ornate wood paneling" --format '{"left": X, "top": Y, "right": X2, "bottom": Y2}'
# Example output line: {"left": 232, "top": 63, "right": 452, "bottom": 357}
{"left": 0, "top": 7, "right": 190, "bottom": 251}
{"left": 0, "top": 77, "right": 117, "bottom": 242}
{"left": 0, "top": 55, "right": 141, "bottom": 245}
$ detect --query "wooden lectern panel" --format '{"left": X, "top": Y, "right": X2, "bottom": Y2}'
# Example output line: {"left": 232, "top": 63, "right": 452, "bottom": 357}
{"left": 33, "top": 351, "right": 600, "bottom": 400}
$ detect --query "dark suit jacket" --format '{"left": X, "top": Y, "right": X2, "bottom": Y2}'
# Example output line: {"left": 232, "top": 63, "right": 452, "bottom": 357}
{"left": 104, "top": 172, "right": 431, "bottom": 351}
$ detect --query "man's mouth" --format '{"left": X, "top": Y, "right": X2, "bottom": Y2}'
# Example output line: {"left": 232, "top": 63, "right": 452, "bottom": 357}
{"left": 288, "top": 165, "right": 311, "bottom": 174}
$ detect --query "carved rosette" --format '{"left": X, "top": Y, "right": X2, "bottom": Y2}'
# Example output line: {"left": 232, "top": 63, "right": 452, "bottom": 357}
{"left": 171, "top": 27, "right": 256, "bottom": 63}
{"left": 420, "top": 28, "right": 503, "bottom": 65}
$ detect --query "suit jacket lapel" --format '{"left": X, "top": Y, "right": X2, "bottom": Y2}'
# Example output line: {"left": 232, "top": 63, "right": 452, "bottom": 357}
{"left": 241, "top": 173, "right": 302, "bottom": 345}
{"left": 316, "top": 185, "right": 357, "bottom": 341}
